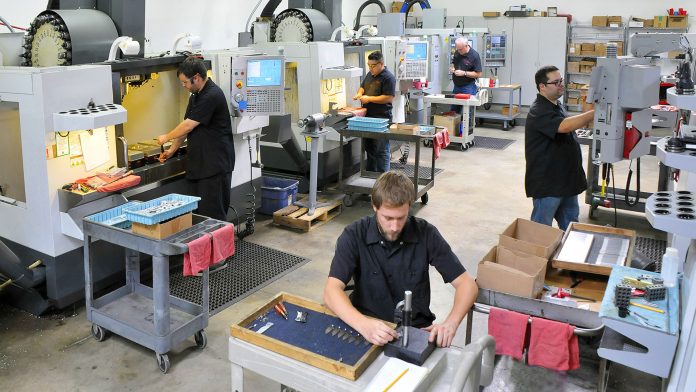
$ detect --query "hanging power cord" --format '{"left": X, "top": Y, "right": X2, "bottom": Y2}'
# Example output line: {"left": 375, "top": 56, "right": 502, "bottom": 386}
{"left": 235, "top": 135, "right": 257, "bottom": 239}
{"left": 610, "top": 164, "right": 618, "bottom": 228}
{"left": 624, "top": 158, "right": 641, "bottom": 207}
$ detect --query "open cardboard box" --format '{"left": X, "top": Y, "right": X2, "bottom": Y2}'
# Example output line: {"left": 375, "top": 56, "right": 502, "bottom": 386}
{"left": 498, "top": 218, "right": 563, "bottom": 259}
{"left": 477, "top": 246, "right": 548, "bottom": 298}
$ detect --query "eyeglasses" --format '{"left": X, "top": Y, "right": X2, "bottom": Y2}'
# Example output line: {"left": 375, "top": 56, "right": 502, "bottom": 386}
{"left": 367, "top": 63, "right": 381, "bottom": 69}
{"left": 544, "top": 78, "right": 564, "bottom": 86}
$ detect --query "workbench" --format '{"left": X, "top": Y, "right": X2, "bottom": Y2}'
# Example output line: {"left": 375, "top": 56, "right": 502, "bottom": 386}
{"left": 82, "top": 212, "right": 232, "bottom": 373}
{"left": 476, "top": 84, "right": 522, "bottom": 130}
{"left": 423, "top": 94, "right": 482, "bottom": 151}
{"left": 337, "top": 127, "right": 440, "bottom": 207}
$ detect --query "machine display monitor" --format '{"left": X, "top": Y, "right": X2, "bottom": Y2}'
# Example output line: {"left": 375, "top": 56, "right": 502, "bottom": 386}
{"left": 406, "top": 42, "right": 428, "bottom": 61}
{"left": 246, "top": 59, "right": 282, "bottom": 87}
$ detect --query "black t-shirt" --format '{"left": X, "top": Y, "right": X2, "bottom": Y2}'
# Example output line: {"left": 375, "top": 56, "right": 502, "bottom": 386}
{"left": 184, "top": 79, "right": 235, "bottom": 180}
{"left": 451, "top": 48, "right": 482, "bottom": 87}
{"left": 360, "top": 68, "right": 396, "bottom": 119}
{"left": 329, "top": 215, "right": 466, "bottom": 328}
{"left": 525, "top": 94, "right": 587, "bottom": 198}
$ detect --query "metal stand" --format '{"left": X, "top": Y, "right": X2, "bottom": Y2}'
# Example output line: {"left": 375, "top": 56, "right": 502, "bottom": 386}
{"left": 297, "top": 114, "right": 332, "bottom": 216}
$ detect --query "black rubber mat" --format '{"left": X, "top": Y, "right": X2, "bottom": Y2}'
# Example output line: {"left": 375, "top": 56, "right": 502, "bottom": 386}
{"left": 472, "top": 135, "right": 515, "bottom": 150}
{"left": 634, "top": 236, "right": 667, "bottom": 265}
{"left": 390, "top": 162, "right": 444, "bottom": 179}
{"left": 167, "top": 240, "right": 310, "bottom": 315}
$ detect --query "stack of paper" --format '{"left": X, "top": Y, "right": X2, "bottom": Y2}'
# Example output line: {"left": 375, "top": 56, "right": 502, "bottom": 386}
{"left": 365, "top": 358, "right": 428, "bottom": 392}
{"left": 557, "top": 231, "right": 595, "bottom": 264}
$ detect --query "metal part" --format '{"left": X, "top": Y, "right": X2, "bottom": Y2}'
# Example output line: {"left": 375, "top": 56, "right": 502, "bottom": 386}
{"left": 257, "top": 322, "right": 274, "bottom": 334}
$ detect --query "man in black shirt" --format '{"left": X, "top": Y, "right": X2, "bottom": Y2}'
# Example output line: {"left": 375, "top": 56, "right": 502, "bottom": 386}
{"left": 157, "top": 57, "right": 235, "bottom": 221}
{"left": 525, "top": 65, "right": 594, "bottom": 230}
{"left": 353, "top": 51, "right": 396, "bottom": 172}
{"left": 324, "top": 171, "right": 478, "bottom": 348}
{"left": 450, "top": 37, "right": 482, "bottom": 132}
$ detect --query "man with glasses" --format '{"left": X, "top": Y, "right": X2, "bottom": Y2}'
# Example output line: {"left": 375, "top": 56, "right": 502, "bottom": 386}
{"left": 156, "top": 56, "right": 235, "bottom": 221}
{"left": 353, "top": 51, "right": 396, "bottom": 172}
{"left": 449, "top": 37, "right": 482, "bottom": 133}
{"left": 525, "top": 65, "right": 595, "bottom": 230}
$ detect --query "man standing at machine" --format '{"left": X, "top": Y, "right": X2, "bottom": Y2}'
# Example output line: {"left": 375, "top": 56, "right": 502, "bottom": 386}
{"left": 324, "top": 171, "right": 478, "bottom": 348}
{"left": 353, "top": 51, "right": 396, "bottom": 172}
{"left": 525, "top": 65, "right": 594, "bottom": 231}
{"left": 450, "top": 37, "right": 482, "bottom": 132}
{"left": 157, "top": 56, "right": 235, "bottom": 221}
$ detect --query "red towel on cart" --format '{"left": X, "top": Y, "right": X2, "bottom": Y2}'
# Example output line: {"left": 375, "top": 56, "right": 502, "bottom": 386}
{"left": 527, "top": 317, "right": 580, "bottom": 371}
{"left": 210, "top": 224, "right": 235, "bottom": 265}
{"left": 432, "top": 130, "right": 450, "bottom": 159}
{"left": 487, "top": 307, "right": 529, "bottom": 360}
{"left": 184, "top": 234, "right": 212, "bottom": 276}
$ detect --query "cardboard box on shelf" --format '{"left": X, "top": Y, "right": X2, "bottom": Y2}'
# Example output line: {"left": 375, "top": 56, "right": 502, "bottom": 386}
{"left": 483, "top": 11, "right": 501, "bottom": 17}
{"left": 580, "top": 43, "right": 596, "bottom": 52}
{"left": 498, "top": 218, "right": 564, "bottom": 259}
{"left": 668, "top": 16, "right": 688, "bottom": 28}
{"left": 594, "top": 42, "right": 607, "bottom": 56}
{"left": 579, "top": 60, "right": 596, "bottom": 74}
{"left": 476, "top": 246, "right": 549, "bottom": 298}
{"left": 592, "top": 16, "right": 608, "bottom": 27}
{"left": 132, "top": 212, "right": 192, "bottom": 240}
{"left": 566, "top": 97, "right": 581, "bottom": 105}
{"left": 391, "top": 1, "right": 404, "bottom": 13}
{"left": 643, "top": 18, "right": 654, "bottom": 27}
{"left": 573, "top": 43, "right": 582, "bottom": 54}
{"left": 607, "top": 16, "right": 622, "bottom": 27}
{"left": 567, "top": 61, "right": 580, "bottom": 73}
{"left": 433, "top": 114, "right": 461, "bottom": 136}
{"left": 654, "top": 16, "right": 668, "bottom": 28}
{"left": 501, "top": 105, "right": 519, "bottom": 116}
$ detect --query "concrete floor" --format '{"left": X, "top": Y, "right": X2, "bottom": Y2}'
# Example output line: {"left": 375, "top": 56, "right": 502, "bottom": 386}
{"left": 0, "top": 124, "right": 667, "bottom": 391}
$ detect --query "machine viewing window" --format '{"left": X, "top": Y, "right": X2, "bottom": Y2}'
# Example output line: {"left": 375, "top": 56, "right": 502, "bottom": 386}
{"left": 406, "top": 42, "right": 428, "bottom": 61}
{"left": 0, "top": 101, "right": 26, "bottom": 204}
{"left": 247, "top": 59, "right": 282, "bottom": 87}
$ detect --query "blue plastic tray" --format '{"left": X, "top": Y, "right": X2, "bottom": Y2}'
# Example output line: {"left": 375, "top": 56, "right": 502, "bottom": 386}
{"left": 347, "top": 124, "right": 389, "bottom": 132}
{"left": 85, "top": 201, "right": 143, "bottom": 229}
{"left": 347, "top": 117, "right": 390, "bottom": 125}
{"left": 124, "top": 194, "right": 201, "bottom": 225}
{"left": 419, "top": 125, "right": 436, "bottom": 133}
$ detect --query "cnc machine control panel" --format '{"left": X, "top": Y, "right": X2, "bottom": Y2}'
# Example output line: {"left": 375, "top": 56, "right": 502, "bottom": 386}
{"left": 230, "top": 55, "right": 285, "bottom": 116}
{"left": 403, "top": 41, "right": 429, "bottom": 79}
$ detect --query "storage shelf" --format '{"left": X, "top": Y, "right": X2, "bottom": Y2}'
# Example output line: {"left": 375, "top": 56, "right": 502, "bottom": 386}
{"left": 568, "top": 54, "right": 601, "bottom": 58}
{"left": 567, "top": 72, "right": 592, "bottom": 76}
{"left": 571, "top": 25, "right": 625, "bottom": 30}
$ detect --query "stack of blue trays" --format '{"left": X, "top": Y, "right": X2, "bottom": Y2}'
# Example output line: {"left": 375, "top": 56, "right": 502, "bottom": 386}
{"left": 85, "top": 201, "right": 143, "bottom": 229}
{"left": 347, "top": 117, "right": 390, "bottom": 132}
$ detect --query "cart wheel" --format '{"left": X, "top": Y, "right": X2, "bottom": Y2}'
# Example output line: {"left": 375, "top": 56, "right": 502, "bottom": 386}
{"left": 589, "top": 204, "right": 597, "bottom": 220}
{"left": 510, "top": 119, "right": 517, "bottom": 127}
{"left": 156, "top": 353, "right": 170, "bottom": 374}
{"left": 194, "top": 330, "right": 207, "bottom": 349}
{"left": 342, "top": 194, "right": 354, "bottom": 207}
{"left": 421, "top": 193, "right": 429, "bottom": 205}
{"left": 460, "top": 143, "right": 469, "bottom": 151}
{"left": 483, "top": 102, "right": 492, "bottom": 111}
{"left": 468, "top": 141, "right": 475, "bottom": 148}
{"left": 91, "top": 324, "right": 107, "bottom": 342}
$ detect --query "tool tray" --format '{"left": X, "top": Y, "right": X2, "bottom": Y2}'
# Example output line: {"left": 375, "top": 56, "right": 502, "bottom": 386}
{"left": 123, "top": 194, "right": 201, "bottom": 225}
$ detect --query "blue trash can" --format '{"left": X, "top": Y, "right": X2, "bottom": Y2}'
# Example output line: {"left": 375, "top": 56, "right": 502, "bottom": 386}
{"left": 259, "top": 177, "right": 299, "bottom": 215}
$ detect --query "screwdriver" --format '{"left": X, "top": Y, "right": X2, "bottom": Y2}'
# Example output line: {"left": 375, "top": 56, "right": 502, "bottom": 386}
{"left": 274, "top": 303, "right": 288, "bottom": 320}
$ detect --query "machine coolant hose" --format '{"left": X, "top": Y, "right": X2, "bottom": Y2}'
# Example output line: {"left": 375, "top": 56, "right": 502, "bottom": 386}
{"left": 237, "top": 136, "right": 257, "bottom": 239}
{"left": 260, "top": 0, "right": 283, "bottom": 18}
{"left": 353, "top": 0, "right": 386, "bottom": 31}
{"left": 624, "top": 158, "right": 641, "bottom": 207}
{"left": 0, "top": 240, "right": 45, "bottom": 290}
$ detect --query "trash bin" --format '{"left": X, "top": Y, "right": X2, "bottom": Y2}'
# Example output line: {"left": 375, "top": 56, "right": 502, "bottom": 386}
{"left": 259, "top": 176, "right": 299, "bottom": 215}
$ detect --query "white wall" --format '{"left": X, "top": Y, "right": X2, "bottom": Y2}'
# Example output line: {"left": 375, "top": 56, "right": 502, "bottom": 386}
{"left": 0, "top": 0, "right": 693, "bottom": 51}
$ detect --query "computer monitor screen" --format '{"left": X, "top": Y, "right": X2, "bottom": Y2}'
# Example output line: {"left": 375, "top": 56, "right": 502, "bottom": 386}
{"left": 406, "top": 42, "right": 427, "bottom": 61}
{"left": 491, "top": 36, "right": 501, "bottom": 45}
{"left": 246, "top": 59, "right": 282, "bottom": 87}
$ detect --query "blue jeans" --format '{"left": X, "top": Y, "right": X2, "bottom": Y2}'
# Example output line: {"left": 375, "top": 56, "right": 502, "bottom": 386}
{"left": 451, "top": 84, "right": 478, "bottom": 133}
{"left": 531, "top": 196, "right": 580, "bottom": 231}
{"left": 365, "top": 138, "right": 390, "bottom": 172}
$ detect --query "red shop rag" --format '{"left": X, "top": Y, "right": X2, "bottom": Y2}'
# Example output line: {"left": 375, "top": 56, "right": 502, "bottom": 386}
{"left": 183, "top": 234, "right": 212, "bottom": 277}
{"left": 210, "top": 224, "right": 235, "bottom": 265}
{"left": 487, "top": 307, "right": 529, "bottom": 360}
{"left": 432, "top": 129, "right": 450, "bottom": 159}
{"left": 527, "top": 317, "right": 580, "bottom": 372}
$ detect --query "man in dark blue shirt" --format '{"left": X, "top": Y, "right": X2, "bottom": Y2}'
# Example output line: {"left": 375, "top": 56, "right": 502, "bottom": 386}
{"left": 353, "top": 51, "right": 396, "bottom": 172}
{"left": 525, "top": 65, "right": 594, "bottom": 230}
{"left": 157, "top": 57, "right": 235, "bottom": 221}
{"left": 450, "top": 37, "right": 482, "bottom": 133}
{"left": 324, "top": 171, "right": 478, "bottom": 348}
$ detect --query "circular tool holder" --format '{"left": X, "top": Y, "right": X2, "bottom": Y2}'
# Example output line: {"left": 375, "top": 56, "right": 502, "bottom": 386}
{"left": 271, "top": 8, "right": 332, "bottom": 43}
{"left": 646, "top": 190, "right": 696, "bottom": 238}
{"left": 21, "top": 9, "right": 118, "bottom": 66}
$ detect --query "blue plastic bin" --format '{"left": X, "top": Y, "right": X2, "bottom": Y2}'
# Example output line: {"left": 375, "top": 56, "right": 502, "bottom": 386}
{"left": 85, "top": 201, "right": 143, "bottom": 229}
{"left": 123, "top": 194, "right": 201, "bottom": 225}
{"left": 259, "top": 177, "right": 299, "bottom": 215}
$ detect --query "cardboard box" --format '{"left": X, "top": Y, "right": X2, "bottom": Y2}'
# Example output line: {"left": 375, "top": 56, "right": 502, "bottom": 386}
{"left": 389, "top": 123, "right": 420, "bottom": 135}
{"left": 592, "top": 16, "right": 608, "bottom": 27}
{"left": 501, "top": 105, "right": 519, "bottom": 116}
{"left": 566, "top": 97, "right": 580, "bottom": 105}
{"left": 579, "top": 60, "right": 595, "bottom": 74}
{"left": 498, "top": 218, "right": 564, "bottom": 259}
{"left": 433, "top": 114, "right": 461, "bottom": 136}
{"left": 567, "top": 61, "right": 580, "bottom": 73}
{"left": 391, "top": 1, "right": 404, "bottom": 13}
{"left": 643, "top": 18, "right": 654, "bottom": 27}
{"left": 594, "top": 42, "right": 607, "bottom": 56}
{"left": 654, "top": 16, "right": 668, "bottom": 28}
{"left": 628, "top": 18, "right": 644, "bottom": 28}
{"left": 476, "top": 246, "right": 549, "bottom": 298}
{"left": 573, "top": 43, "right": 582, "bottom": 54}
{"left": 132, "top": 212, "right": 192, "bottom": 239}
{"left": 668, "top": 15, "right": 688, "bottom": 28}
{"left": 483, "top": 11, "right": 501, "bottom": 17}
{"left": 607, "top": 16, "right": 622, "bottom": 27}
{"left": 580, "top": 43, "right": 596, "bottom": 52}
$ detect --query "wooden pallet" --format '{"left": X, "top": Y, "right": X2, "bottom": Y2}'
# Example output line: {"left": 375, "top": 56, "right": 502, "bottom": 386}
{"left": 272, "top": 196, "right": 342, "bottom": 232}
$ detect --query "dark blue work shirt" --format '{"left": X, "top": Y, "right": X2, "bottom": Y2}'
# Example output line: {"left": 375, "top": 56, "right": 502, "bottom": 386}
{"left": 451, "top": 48, "right": 482, "bottom": 87}
{"left": 329, "top": 215, "right": 466, "bottom": 328}
{"left": 184, "top": 79, "right": 235, "bottom": 180}
{"left": 360, "top": 67, "right": 396, "bottom": 119}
